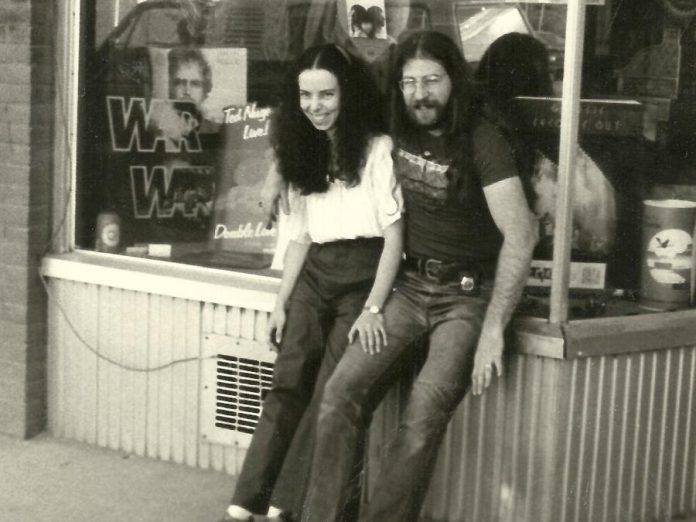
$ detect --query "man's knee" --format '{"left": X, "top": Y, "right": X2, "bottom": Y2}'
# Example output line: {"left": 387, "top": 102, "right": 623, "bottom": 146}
{"left": 402, "top": 380, "right": 465, "bottom": 428}
{"left": 317, "top": 370, "right": 366, "bottom": 428}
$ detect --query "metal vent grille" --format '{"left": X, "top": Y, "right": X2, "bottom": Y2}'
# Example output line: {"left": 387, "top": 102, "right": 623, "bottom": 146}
{"left": 201, "top": 335, "right": 276, "bottom": 447}
{"left": 215, "top": 354, "right": 274, "bottom": 434}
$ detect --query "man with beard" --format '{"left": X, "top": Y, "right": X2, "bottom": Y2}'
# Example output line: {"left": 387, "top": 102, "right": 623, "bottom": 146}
{"left": 299, "top": 30, "right": 537, "bottom": 522}
{"left": 167, "top": 47, "right": 219, "bottom": 136}
{"left": 169, "top": 47, "right": 211, "bottom": 108}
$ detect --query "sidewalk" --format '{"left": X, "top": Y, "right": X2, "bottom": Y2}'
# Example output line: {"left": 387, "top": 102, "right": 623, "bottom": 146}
{"left": 0, "top": 433, "right": 238, "bottom": 522}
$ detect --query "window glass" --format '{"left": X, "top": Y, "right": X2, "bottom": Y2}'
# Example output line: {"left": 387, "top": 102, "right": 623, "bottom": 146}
{"left": 80, "top": 1, "right": 691, "bottom": 319}
{"left": 575, "top": 0, "right": 696, "bottom": 315}
{"left": 470, "top": 0, "right": 693, "bottom": 318}
{"left": 77, "top": 0, "right": 430, "bottom": 272}
{"left": 457, "top": 2, "right": 569, "bottom": 317}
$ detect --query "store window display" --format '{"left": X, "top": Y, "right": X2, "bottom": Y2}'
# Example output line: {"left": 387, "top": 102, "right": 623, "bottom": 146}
{"left": 75, "top": 0, "right": 696, "bottom": 316}
{"left": 76, "top": 0, "right": 428, "bottom": 270}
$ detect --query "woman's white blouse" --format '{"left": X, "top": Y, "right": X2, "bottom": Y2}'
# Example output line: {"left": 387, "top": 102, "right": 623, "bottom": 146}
{"left": 286, "top": 135, "right": 404, "bottom": 244}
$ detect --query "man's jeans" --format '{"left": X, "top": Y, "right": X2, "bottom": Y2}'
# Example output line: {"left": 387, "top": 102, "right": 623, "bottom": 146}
{"left": 302, "top": 270, "right": 492, "bottom": 522}
{"left": 231, "top": 238, "right": 383, "bottom": 516}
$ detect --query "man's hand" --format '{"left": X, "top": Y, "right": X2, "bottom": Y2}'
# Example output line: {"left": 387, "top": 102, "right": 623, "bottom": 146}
{"left": 348, "top": 311, "right": 388, "bottom": 355}
{"left": 260, "top": 164, "right": 290, "bottom": 228}
{"left": 471, "top": 325, "right": 504, "bottom": 396}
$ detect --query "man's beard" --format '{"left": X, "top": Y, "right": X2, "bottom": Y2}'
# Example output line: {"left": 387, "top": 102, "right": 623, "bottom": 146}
{"left": 406, "top": 99, "right": 447, "bottom": 131}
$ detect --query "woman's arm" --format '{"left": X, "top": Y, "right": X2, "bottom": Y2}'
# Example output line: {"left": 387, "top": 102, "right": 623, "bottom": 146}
{"left": 268, "top": 240, "right": 311, "bottom": 347}
{"left": 348, "top": 218, "right": 404, "bottom": 354}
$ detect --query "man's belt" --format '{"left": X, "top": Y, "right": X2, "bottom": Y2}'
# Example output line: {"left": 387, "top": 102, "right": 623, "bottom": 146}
{"left": 403, "top": 255, "right": 479, "bottom": 291}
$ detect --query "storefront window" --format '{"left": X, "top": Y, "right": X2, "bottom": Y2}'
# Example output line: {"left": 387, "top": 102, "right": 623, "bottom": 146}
{"left": 573, "top": 0, "right": 696, "bottom": 315}
{"left": 75, "top": 0, "right": 430, "bottom": 271}
{"left": 456, "top": 2, "right": 570, "bottom": 317}
{"left": 73, "top": 0, "right": 694, "bottom": 318}
{"left": 497, "top": 0, "right": 695, "bottom": 319}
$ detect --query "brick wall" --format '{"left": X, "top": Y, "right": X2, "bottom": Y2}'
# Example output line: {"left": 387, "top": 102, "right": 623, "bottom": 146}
{"left": 0, "top": 0, "right": 54, "bottom": 438}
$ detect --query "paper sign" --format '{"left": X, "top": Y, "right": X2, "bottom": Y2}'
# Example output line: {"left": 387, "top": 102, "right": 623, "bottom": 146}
{"left": 210, "top": 103, "right": 277, "bottom": 262}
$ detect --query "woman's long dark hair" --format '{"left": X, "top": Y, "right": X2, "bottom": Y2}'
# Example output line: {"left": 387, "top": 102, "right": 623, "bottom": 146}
{"left": 388, "top": 30, "right": 484, "bottom": 201}
{"left": 272, "top": 44, "right": 384, "bottom": 194}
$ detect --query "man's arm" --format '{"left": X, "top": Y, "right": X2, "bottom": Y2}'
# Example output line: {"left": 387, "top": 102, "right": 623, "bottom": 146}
{"left": 471, "top": 176, "right": 538, "bottom": 395}
{"left": 260, "top": 161, "right": 290, "bottom": 228}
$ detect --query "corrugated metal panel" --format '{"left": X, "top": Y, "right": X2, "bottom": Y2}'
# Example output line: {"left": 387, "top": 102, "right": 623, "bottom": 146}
{"left": 368, "top": 349, "right": 696, "bottom": 522}
{"left": 46, "top": 278, "right": 270, "bottom": 477}
{"left": 47, "top": 278, "right": 696, "bottom": 521}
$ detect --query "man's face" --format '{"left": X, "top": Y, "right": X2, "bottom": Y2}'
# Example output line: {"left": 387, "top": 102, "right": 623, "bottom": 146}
{"left": 173, "top": 61, "right": 206, "bottom": 106}
{"left": 401, "top": 58, "right": 452, "bottom": 131}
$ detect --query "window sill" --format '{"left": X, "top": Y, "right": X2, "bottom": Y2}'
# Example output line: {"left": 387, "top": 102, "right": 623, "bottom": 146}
{"left": 41, "top": 252, "right": 696, "bottom": 361}
{"left": 40, "top": 250, "right": 281, "bottom": 311}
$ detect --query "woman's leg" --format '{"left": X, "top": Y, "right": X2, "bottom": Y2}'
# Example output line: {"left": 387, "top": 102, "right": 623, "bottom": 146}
{"left": 231, "top": 238, "right": 384, "bottom": 516}
{"left": 231, "top": 275, "right": 328, "bottom": 514}
{"left": 269, "top": 284, "right": 366, "bottom": 517}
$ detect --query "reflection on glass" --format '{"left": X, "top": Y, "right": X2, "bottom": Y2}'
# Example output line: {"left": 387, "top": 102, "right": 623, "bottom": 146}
{"left": 458, "top": 6, "right": 530, "bottom": 63}
{"left": 78, "top": 0, "right": 429, "bottom": 270}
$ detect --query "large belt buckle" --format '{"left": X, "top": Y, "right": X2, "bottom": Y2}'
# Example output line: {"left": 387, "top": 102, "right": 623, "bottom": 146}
{"left": 423, "top": 258, "right": 442, "bottom": 281}
{"left": 460, "top": 275, "right": 476, "bottom": 292}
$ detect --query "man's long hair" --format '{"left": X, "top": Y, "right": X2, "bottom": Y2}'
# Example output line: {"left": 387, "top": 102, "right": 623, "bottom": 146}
{"left": 388, "top": 31, "right": 484, "bottom": 200}
{"left": 475, "top": 33, "right": 554, "bottom": 204}
{"left": 272, "top": 45, "right": 383, "bottom": 194}
{"left": 476, "top": 32, "right": 553, "bottom": 104}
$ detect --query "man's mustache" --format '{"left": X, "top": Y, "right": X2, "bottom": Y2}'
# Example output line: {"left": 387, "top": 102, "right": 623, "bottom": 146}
{"left": 411, "top": 100, "right": 440, "bottom": 110}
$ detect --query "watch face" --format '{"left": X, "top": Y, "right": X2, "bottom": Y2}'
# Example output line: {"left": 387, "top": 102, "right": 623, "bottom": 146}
{"left": 369, "top": 305, "right": 381, "bottom": 314}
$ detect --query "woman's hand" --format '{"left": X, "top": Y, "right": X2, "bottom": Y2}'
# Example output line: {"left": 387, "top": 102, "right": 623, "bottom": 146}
{"left": 348, "top": 310, "right": 388, "bottom": 355}
{"left": 267, "top": 303, "right": 287, "bottom": 351}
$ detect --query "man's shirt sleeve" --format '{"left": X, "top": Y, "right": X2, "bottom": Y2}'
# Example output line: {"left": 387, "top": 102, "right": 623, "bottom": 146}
{"left": 472, "top": 121, "right": 519, "bottom": 187}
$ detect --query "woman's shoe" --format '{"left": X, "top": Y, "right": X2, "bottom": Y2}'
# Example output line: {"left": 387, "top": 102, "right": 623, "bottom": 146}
{"left": 217, "top": 514, "right": 254, "bottom": 522}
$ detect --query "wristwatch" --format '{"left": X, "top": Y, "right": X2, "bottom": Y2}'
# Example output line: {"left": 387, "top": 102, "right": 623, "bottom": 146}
{"left": 363, "top": 304, "right": 382, "bottom": 314}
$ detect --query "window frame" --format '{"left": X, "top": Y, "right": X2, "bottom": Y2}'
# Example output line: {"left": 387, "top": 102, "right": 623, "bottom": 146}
{"left": 51, "top": 0, "right": 283, "bottom": 298}
{"left": 53, "top": 0, "right": 695, "bottom": 330}
{"left": 53, "top": 0, "right": 584, "bottom": 320}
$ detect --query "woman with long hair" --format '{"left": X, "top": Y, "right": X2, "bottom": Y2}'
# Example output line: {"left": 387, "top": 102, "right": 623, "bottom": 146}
{"left": 219, "top": 44, "right": 403, "bottom": 522}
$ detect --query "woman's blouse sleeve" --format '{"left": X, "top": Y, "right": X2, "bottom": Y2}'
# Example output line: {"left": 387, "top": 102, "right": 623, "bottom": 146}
{"left": 285, "top": 184, "right": 312, "bottom": 244}
{"left": 368, "top": 135, "right": 404, "bottom": 231}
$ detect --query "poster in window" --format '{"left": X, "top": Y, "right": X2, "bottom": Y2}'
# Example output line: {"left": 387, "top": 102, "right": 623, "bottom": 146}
{"left": 347, "top": 0, "right": 389, "bottom": 40}
{"left": 102, "top": 47, "right": 247, "bottom": 248}
{"left": 206, "top": 103, "right": 277, "bottom": 269}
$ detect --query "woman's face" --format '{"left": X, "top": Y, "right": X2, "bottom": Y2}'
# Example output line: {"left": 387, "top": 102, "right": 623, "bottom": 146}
{"left": 298, "top": 68, "right": 341, "bottom": 136}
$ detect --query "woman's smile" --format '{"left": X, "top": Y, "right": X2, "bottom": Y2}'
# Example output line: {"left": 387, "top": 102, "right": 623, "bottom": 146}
{"left": 299, "top": 68, "right": 341, "bottom": 134}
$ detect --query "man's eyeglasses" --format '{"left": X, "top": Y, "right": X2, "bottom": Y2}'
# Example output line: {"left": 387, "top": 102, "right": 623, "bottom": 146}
{"left": 398, "top": 75, "right": 443, "bottom": 94}
{"left": 174, "top": 78, "right": 203, "bottom": 89}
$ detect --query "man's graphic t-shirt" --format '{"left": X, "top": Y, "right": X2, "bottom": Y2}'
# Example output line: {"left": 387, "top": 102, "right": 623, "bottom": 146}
{"left": 395, "top": 120, "right": 518, "bottom": 277}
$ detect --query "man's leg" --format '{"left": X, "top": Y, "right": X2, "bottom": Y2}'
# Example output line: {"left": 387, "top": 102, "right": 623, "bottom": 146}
{"left": 364, "top": 293, "right": 489, "bottom": 522}
{"left": 301, "top": 287, "right": 427, "bottom": 522}
{"left": 231, "top": 280, "right": 327, "bottom": 515}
